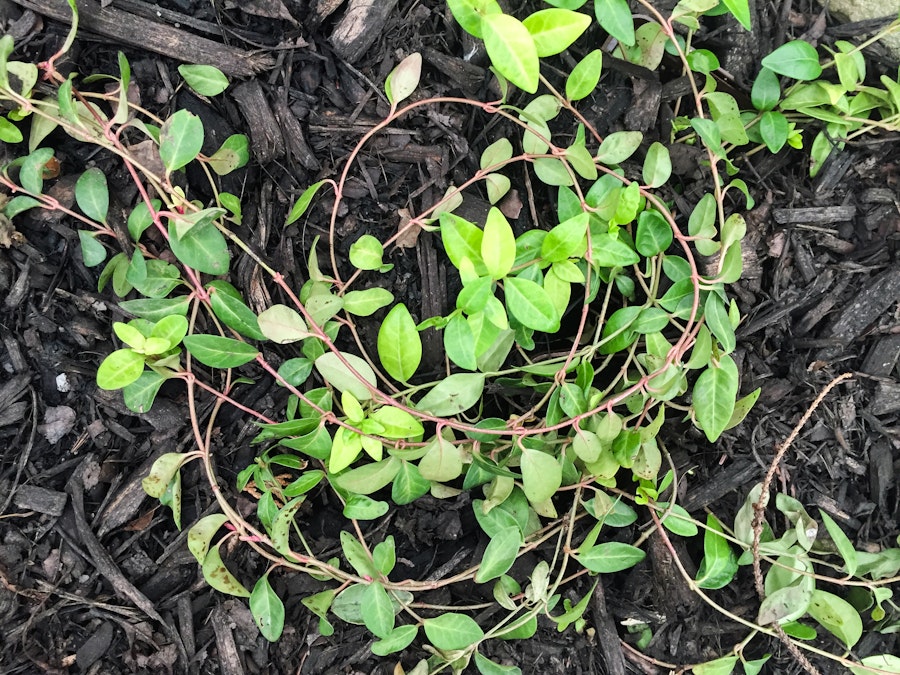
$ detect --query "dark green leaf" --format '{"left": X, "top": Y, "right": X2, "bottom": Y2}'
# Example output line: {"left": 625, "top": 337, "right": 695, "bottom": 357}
{"left": 635, "top": 210, "right": 672, "bottom": 256}
{"left": 75, "top": 167, "right": 109, "bottom": 222}
{"left": 250, "top": 575, "right": 285, "bottom": 641}
{"left": 576, "top": 542, "right": 645, "bottom": 572}
{"left": 693, "top": 354, "right": 739, "bottom": 442}
{"left": 593, "top": 0, "right": 635, "bottom": 46}
{"left": 761, "top": 40, "right": 822, "bottom": 81}
{"left": 183, "top": 334, "right": 259, "bottom": 368}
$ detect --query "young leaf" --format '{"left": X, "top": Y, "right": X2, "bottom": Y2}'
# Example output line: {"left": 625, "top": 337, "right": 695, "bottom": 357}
{"left": 440, "top": 212, "right": 487, "bottom": 275}
{"left": 692, "top": 354, "right": 739, "bottom": 442}
{"left": 520, "top": 447, "right": 561, "bottom": 504}
{"left": 595, "top": 130, "right": 642, "bottom": 164}
{"left": 482, "top": 13, "right": 540, "bottom": 94}
{"left": 342, "top": 288, "right": 394, "bottom": 316}
{"left": 481, "top": 207, "right": 516, "bottom": 280}
{"left": 159, "top": 109, "right": 204, "bottom": 172}
{"left": 474, "top": 525, "right": 523, "bottom": 583}
{"left": 447, "top": 0, "right": 503, "bottom": 39}
{"left": 818, "top": 510, "right": 858, "bottom": 577}
{"left": 178, "top": 64, "right": 229, "bottom": 96}
{"left": 566, "top": 49, "right": 603, "bottom": 101}
{"left": 761, "top": 40, "right": 822, "bottom": 81}
{"left": 642, "top": 142, "right": 671, "bottom": 187}
{"left": 314, "top": 351, "right": 378, "bottom": 401}
{"left": 423, "top": 613, "right": 485, "bottom": 650}
{"left": 183, "top": 335, "right": 258, "bottom": 368}
{"left": 97, "top": 348, "right": 145, "bottom": 390}
{"left": 250, "top": 575, "right": 285, "bottom": 641}
{"left": 286, "top": 180, "right": 326, "bottom": 226}
{"left": 378, "top": 303, "right": 422, "bottom": 381}
{"left": 75, "top": 167, "right": 109, "bottom": 223}
{"left": 349, "top": 234, "right": 385, "bottom": 271}
{"left": 416, "top": 373, "right": 485, "bottom": 416}
{"left": 385, "top": 52, "right": 422, "bottom": 107}
{"left": 593, "top": 0, "right": 635, "bottom": 46}
{"left": 78, "top": 231, "right": 107, "bottom": 267}
{"left": 759, "top": 110, "right": 790, "bottom": 153}
{"left": 202, "top": 543, "right": 251, "bottom": 597}
{"left": 522, "top": 8, "right": 591, "bottom": 57}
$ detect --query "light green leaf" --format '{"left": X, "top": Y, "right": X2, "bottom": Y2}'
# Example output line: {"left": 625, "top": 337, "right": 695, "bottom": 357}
{"left": 520, "top": 447, "right": 561, "bottom": 504}
{"left": 566, "top": 49, "right": 603, "bottom": 101}
{"left": 481, "top": 207, "right": 516, "bottom": 280}
{"left": 721, "top": 0, "right": 751, "bottom": 30}
{"left": 595, "top": 130, "right": 642, "bottom": 164}
{"left": 423, "top": 613, "right": 485, "bottom": 650}
{"left": 440, "top": 212, "right": 487, "bottom": 275}
{"left": 807, "top": 589, "right": 862, "bottom": 648}
{"left": 692, "top": 655, "right": 739, "bottom": 675}
{"left": 343, "top": 287, "right": 394, "bottom": 316}
{"left": 286, "top": 180, "right": 326, "bottom": 226}
{"left": 384, "top": 52, "right": 421, "bottom": 107}
{"left": 446, "top": 0, "right": 502, "bottom": 39}
{"left": 416, "top": 373, "right": 485, "bottom": 416}
{"left": 482, "top": 14, "right": 540, "bottom": 93}
{"left": 97, "top": 348, "right": 145, "bottom": 390}
{"left": 642, "top": 142, "right": 671, "bottom": 187}
{"left": 849, "top": 655, "right": 900, "bottom": 675}
{"left": 522, "top": 8, "right": 591, "bottom": 57}
{"left": 818, "top": 510, "right": 858, "bottom": 577}
{"left": 695, "top": 513, "right": 738, "bottom": 589}
{"left": 418, "top": 435, "right": 464, "bottom": 482}
{"left": 187, "top": 513, "right": 229, "bottom": 564}
{"left": 258, "top": 304, "right": 309, "bottom": 344}
{"left": 361, "top": 582, "right": 395, "bottom": 639}
{"left": 541, "top": 211, "right": 588, "bottom": 262}
{"left": 78, "top": 231, "right": 107, "bottom": 267}
{"left": 635, "top": 210, "right": 672, "bottom": 256}
{"left": 349, "top": 234, "right": 385, "bottom": 271}
{"left": 378, "top": 303, "right": 422, "bottom": 381}
{"left": 178, "top": 64, "right": 229, "bottom": 96}
{"left": 201, "top": 543, "right": 250, "bottom": 597}
{"left": 445, "top": 313, "right": 477, "bottom": 370}
{"left": 590, "top": 233, "right": 639, "bottom": 268}
{"left": 315, "top": 351, "right": 377, "bottom": 401}
{"left": 208, "top": 134, "right": 249, "bottom": 176}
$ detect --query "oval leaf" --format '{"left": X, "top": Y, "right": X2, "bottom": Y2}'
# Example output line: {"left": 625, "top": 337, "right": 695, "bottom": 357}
{"left": 314, "top": 351, "right": 378, "bottom": 401}
{"left": 201, "top": 543, "right": 250, "bottom": 597}
{"left": 415, "top": 373, "right": 485, "bottom": 416}
{"left": 761, "top": 40, "right": 822, "bottom": 81}
{"left": 250, "top": 575, "right": 285, "bottom": 641}
{"left": 159, "top": 109, "right": 204, "bottom": 172}
{"left": 258, "top": 304, "right": 309, "bottom": 344}
{"left": 378, "top": 304, "right": 422, "bottom": 382}
{"left": 423, "top": 613, "right": 485, "bottom": 650}
{"left": 182, "top": 334, "right": 259, "bottom": 368}
{"left": 482, "top": 14, "right": 539, "bottom": 93}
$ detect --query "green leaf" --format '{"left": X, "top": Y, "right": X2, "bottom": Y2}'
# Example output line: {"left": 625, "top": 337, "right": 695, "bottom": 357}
{"left": 142, "top": 452, "right": 187, "bottom": 498}
{"left": 19, "top": 148, "right": 54, "bottom": 195}
{"left": 97, "top": 348, "right": 145, "bottom": 389}
{"left": 759, "top": 110, "right": 789, "bottom": 153}
{"left": 385, "top": 52, "right": 422, "bottom": 107}
{"left": 182, "top": 334, "right": 259, "bottom": 368}
{"left": 692, "top": 655, "right": 739, "bottom": 675}
{"left": 349, "top": 234, "right": 385, "bottom": 271}
{"left": 757, "top": 584, "right": 813, "bottom": 625}
{"left": 343, "top": 288, "right": 394, "bottom": 316}
{"left": 482, "top": 14, "right": 540, "bottom": 94}
{"left": 314, "top": 351, "right": 378, "bottom": 401}
{"left": 475, "top": 652, "right": 523, "bottom": 675}
{"left": 123, "top": 371, "right": 166, "bottom": 413}
{"left": 0, "top": 116, "right": 22, "bottom": 143}
{"left": 333, "top": 457, "right": 401, "bottom": 495}
{"left": 372, "top": 625, "right": 418, "bottom": 657}
{"left": 416, "top": 373, "right": 485, "bottom": 416}
{"left": 343, "top": 494, "right": 389, "bottom": 520}
{"left": 418, "top": 435, "right": 464, "bottom": 482}
{"left": 202, "top": 543, "right": 250, "bottom": 597}
{"left": 818, "top": 510, "right": 857, "bottom": 577}
{"left": 807, "top": 589, "right": 862, "bottom": 648}
{"left": 751, "top": 67, "right": 781, "bottom": 111}
{"left": 361, "top": 582, "right": 395, "bottom": 639}
{"left": 522, "top": 9, "right": 591, "bottom": 57}
{"left": 126, "top": 199, "right": 160, "bottom": 241}
{"left": 642, "top": 142, "right": 671, "bottom": 188}
{"left": 481, "top": 207, "right": 516, "bottom": 280}
{"left": 206, "top": 281, "right": 266, "bottom": 340}
{"left": 541, "top": 212, "right": 588, "bottom": 263}
{"left": 447, "top": 0, "right": 502, "bottom": 39}
{"left": 761, "top": 40, "right": 822, "bottom": 81}
{"left": 250, "top": 575, "right": 285, "bottom": 641}
{"left": 693, "top": 354, "right": 739, "bottom": 442}
{"left": 392, "top": 461, "right": 431, "bottom": 505}
{"left": 721, "top": 0, "right": 751, "bottom": 29}
{"left": 635, "top": 210, "right": 672, "bottom": 256}
{"left": 505, "top": 277, "right": 560, "bottom": 332}
{"left": 369, "top": 406, "right": 424, "bottom": 440}
{"left": 695, "top": 513, "right": 738, "bottom": 589}
{"left": 849, "top": 655, "right": 900, "bottom": 675}
{"left": 595, "top": 130, "right": 642, "bottom": 164}
{"left": 481, "top": 138, "right": 514, "bottom": 170}
{"left": 704, "top": 294, "right": 735, "bottom": 353}
{"left": 475, "top": 525, "right": 523, "bottom": 582}
{"left": 378, "top": 303, "right": 422, "bottom": 382}
{"left": 566, "top": 49, "right": 603, "bottom": 101}
{"left": 576, "top": 542, "right": 646, "bottom": 572}
{"left": 445, "top": 313, "right": 477, "bottom": 371}
{"left": 440, "top": 212, "right": 487, "bottom": 275}
{"left": 178, "top": 64, "right": 229, "bottom": 96}
{"left": 187, "top": 513, "right": 229, "bottom": 564}
{"left": 159, "top": 109, "right": 204, "bottom": 172}
{"left": 75, "top": 167, "right": 109, "bottom": 222}
{"left": 258, "top": 304, "right": 309, "bottom": 344}
{"left": 658, "top": 502, "right": 698, "bottom": 537}
{"left": 3, "top": 195, "right": 41, "bottom": 219}
{"left": 286, "top": 180, "right": 326, "bottom": 226}
{"left": 590, "top": 233, "right": 639, "bottom": 268}
{"left": 423, "top": 613, "right": 485, "bottom": 650}
{"left": 120, "top": 296, "right": 190, "bottom": 322}
{"left": 340, "top": 530, "right": 378, "bottom": 578}
{"left": 593, "top": 0, "right": 635, "bottom": 46}
{"left": 208, "top": 134, "right": 250, "bottom": 176}
{"left": 520, "top": 447, "right": 561, "bottom": 504}
{"left": 78, "top": 231, "right": 107, "bottom": 267}
{"left": 167, "top": 218, "right": 230, "bottom": 275}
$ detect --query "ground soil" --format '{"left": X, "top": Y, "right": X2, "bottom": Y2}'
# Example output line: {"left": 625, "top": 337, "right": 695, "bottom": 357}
{"left": 0, "top": 0, "right": 899, "bottom": 673}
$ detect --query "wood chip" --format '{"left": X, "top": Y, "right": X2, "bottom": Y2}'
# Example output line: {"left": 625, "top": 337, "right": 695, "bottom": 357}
{"left": 772, "top": 205, "right": 856, "bottom": 225}
{"left": 329, "top": 0, "right": 399, "bottom": 63}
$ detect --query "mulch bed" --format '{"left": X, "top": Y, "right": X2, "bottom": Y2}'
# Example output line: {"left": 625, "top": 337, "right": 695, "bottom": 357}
{"left": 0, "top": 0, "right": 898, "bottom": 673}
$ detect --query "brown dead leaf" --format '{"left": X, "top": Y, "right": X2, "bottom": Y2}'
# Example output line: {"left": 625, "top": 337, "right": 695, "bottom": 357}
{"left": 498, "top": 189, "right": 523, "bottom": 221}
{"left": 395, "top": 208, "right": 422, "bottom": 249}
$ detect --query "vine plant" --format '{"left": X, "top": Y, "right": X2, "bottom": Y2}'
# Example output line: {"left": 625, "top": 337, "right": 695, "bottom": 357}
{"left": 1, "top": 0, "right": 899, "bottom": 673}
